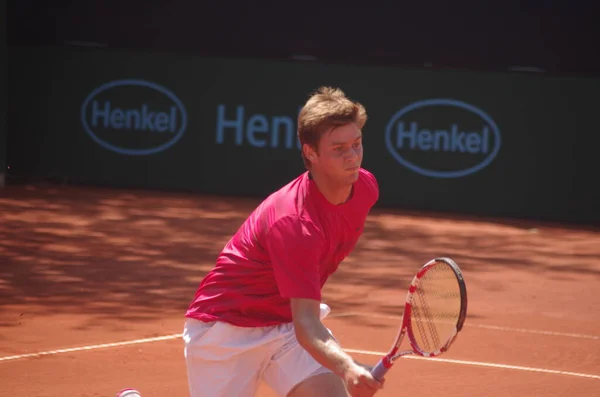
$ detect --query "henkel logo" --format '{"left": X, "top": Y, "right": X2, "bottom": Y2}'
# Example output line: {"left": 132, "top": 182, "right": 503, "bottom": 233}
{"left": 385, "top": 99, "right": 501, "bottom": 178}
{"left": 81, "top": 79, "right": 188, "bottom": 155}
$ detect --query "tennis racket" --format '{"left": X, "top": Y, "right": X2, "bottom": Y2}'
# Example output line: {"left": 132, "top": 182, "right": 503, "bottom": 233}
{"left": 371, "top": 257, "right": 468, "bottom": 380}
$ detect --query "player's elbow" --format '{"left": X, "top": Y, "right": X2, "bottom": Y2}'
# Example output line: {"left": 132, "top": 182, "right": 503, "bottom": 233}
{"left": 290, "top": 297, "right": 322, "bottom": 348}
{"left": 293, "top": 316, "right": 317, "bottom": 349}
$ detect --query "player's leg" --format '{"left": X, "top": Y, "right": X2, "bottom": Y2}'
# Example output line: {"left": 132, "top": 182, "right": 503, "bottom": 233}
{"left": 182, "top": 319, "right": 269, "bottom": 397}
{"left": 287, "top": 372, "right": 348, "bottom": 397}
{"left": 261, "top": 326, "right": 347, "bottom": 397}
{"left": 262, "top": 304, "right": 348, "bottom": 397}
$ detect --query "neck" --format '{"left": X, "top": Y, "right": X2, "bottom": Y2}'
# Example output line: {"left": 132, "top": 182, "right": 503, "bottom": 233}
{"left": 309, "top": 169, "right": 353, "bottom": 205}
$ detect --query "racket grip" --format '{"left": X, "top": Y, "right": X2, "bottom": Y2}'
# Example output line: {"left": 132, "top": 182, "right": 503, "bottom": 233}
{"left": 371, "top": 359, "right": 389, "bottom": 381}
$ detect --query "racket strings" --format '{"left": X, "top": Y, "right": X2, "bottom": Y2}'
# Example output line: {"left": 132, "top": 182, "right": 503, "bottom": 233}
{"left": 412, "top": 288, "right": 439, "bottom": 351}
{"left": 410, "top": 263, "right": 462, "bottom": 353}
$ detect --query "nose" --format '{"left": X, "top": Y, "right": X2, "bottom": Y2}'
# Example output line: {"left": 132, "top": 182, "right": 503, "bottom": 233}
{"left": 346, "top": 147, "right": 360, "bottom": 162}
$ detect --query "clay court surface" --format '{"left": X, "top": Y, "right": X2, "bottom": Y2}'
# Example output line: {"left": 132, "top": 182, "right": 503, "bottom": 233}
{"left": 0, "top": 184, "right": 598, "bottom": 396}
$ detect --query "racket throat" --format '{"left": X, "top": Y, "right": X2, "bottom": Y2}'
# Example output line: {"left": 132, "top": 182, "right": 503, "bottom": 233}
{"left": 390, "top": 349, "right": 415, "bottom": 363}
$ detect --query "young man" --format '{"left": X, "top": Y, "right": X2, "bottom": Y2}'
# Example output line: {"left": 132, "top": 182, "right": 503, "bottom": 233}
{"left": 183, "top": 87, "right": 383, "bottom": 397}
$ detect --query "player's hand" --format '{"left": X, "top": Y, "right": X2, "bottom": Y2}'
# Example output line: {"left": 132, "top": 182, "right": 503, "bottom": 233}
{"left": 343, "top": 362, "right": 384, "bottom": 397}
{"left": 354, "top": 361, "right": 375, "bottom": 373}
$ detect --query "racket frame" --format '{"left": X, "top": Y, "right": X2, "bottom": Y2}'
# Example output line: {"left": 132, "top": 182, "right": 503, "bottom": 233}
{"left": 373, "top": 257, "right": 468, "bottom": 375}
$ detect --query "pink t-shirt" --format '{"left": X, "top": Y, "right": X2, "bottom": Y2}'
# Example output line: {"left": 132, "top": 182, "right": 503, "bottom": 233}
{"left": 185, "top": 168, "right": 379, "bottom": 327}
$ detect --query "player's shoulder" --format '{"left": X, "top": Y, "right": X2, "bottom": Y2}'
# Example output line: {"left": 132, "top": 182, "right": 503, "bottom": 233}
{"left": 357, "top": 168, "right": 380, "bottom": 202}
{"left": 260, "top": 172, "right": 315, "bottom": 222}
{"left": 358, "top": 167, "right": 378, "bottom": 186}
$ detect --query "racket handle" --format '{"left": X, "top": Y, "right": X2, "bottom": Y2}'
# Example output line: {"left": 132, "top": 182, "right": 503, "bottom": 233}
{"left": 371, "top": 358, "right": 389, "bottom": 381}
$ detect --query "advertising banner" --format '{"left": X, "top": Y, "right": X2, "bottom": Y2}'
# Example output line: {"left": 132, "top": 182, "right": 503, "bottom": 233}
{"left": 0, "top": 9, "right": 6, "bottom": 187}
{"left": 8, "top": 47, "right": 599, "bottom": 224}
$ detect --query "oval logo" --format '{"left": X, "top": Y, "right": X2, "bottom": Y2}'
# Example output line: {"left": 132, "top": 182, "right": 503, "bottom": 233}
{"left": 385, "top": 99, "right": 501, "bottom": 178}
{"left": 81, "top": 79, "right": 188, "bottom": 155}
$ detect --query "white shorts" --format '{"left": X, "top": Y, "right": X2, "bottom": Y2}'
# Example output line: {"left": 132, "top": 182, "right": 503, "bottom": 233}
{"left": 182, "top": 303, "right": 334, "bottom": 397}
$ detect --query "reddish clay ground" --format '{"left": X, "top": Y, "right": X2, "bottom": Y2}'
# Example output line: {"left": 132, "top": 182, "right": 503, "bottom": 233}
{"left": 1, "top": 184, "right": 599, "bottom": 396}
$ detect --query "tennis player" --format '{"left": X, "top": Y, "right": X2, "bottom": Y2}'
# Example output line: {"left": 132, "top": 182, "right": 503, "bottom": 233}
{"left": 183, "top": 87, "right": 383, "bottom": 397}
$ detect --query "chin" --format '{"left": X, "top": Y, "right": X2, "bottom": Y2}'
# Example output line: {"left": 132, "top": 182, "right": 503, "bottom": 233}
{"left": 346, "top": 170, "right": 360, "bottom": 183}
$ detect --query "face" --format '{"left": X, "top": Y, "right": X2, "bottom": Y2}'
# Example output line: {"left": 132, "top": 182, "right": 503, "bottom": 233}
{"left": 304, "top": 122, "right": 363, "bottom": 185}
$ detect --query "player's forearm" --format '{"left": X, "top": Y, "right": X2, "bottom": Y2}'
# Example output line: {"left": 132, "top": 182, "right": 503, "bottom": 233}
{"left": 294, "top": 317, "right": 356, "bottom": 378}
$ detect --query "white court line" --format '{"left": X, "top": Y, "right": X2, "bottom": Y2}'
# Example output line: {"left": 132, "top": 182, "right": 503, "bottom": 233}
{"left": 0, "top": 334, "right": 181, "bottom": 362}
{"left": 328, "top": 312, "right": 600, "bottom": 340}
{"left": 0, "top": 333, "right": 598, "bottom": 381}
{"left": 345, "top": 348, "right": 600, "bottom": 380}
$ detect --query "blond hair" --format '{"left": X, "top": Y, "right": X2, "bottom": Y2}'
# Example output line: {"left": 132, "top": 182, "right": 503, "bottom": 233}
{"left": 297, "top": 87, "right": 367, "bottom": 168}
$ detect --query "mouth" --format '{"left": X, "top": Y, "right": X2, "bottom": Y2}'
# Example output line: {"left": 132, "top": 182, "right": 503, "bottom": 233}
{"left": 347, "top": 166, "right": 360, "bottom": 172}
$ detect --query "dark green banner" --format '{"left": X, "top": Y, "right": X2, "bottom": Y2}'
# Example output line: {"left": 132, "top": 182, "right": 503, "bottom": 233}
{"left": 7, "top": 47, "right": 600, "bottom": 224}
{"left": 0, "top": 7, "right": 6, "bottom": 187}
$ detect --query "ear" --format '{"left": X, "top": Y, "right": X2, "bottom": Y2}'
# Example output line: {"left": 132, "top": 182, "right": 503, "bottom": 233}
{"left": 302, "top": 143, "right": 318, "bottom": 164}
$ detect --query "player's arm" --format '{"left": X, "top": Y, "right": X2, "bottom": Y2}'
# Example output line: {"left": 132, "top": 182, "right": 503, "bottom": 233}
{"left": 290, "top": 297, "right": 354, "bottom": 376}
{"left": 291, "top": 298, "right": 382, "bottom": 393}
{"left": 267, "top": 217, "right": 382, "bottom": 392}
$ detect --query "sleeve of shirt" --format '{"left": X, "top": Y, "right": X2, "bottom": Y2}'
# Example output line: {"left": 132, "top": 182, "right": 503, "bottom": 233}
{"left": 266, "top": 215, "right": 325, "bottom": 301}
